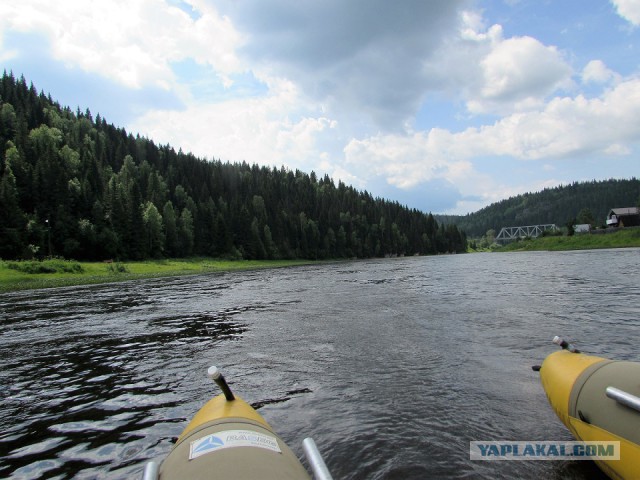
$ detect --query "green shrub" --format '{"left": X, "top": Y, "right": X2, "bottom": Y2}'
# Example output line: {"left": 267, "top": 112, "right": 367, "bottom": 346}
{"left": 6, "top": 259, "right": 84, "bottom": 274}
{"left": 8, "top": 261, "right": 57, "bottom": 274}
{"left": 106, "top": 262, "right": 129, "bottom": 273}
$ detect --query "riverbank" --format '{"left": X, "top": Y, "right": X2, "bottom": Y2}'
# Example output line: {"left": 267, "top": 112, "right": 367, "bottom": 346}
{"left": 0, "top": 258, "right": 317, "bottom": 293}
{"left": 495, "top": 227, "right": 640, "bottom": 252}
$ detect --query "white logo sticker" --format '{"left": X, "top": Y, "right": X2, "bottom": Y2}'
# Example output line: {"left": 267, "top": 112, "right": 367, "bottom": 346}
{"left": 189, "top": 430, "right": 282, "bottom": 459}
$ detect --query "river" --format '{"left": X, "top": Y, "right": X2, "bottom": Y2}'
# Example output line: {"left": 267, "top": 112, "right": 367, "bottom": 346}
{"left": 1, "top": 249, "right": 638, "bottom": 479}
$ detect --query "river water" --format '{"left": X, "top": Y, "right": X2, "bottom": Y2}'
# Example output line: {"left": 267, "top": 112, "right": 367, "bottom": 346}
{"left": 1, "top": 249, "right": 638, "bottom": 479}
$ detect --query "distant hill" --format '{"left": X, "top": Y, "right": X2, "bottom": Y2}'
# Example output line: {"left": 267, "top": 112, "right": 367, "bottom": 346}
{"left": 436, "top": 178, "right": 640, "bottom": 237}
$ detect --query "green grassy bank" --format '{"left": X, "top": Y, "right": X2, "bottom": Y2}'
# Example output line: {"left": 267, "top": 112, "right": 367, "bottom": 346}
{"left": 0, "top": 258, "right": 316, "bottom": 293}
{"left": 496, "top": 228, "right": 640, "bottom": 252}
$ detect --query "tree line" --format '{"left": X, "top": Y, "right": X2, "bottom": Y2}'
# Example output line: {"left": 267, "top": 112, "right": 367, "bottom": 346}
{"left": 437, "top": 178, "right": 640, "bottom": 238}
{"left": 0, "top": 72, "right": 467, "bottom": 261}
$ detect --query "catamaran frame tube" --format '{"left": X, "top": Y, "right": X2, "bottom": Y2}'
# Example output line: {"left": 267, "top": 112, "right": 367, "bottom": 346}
{"left": 606, "top": 386, "right": 640, "bottom": 413}
{"left": 142, "top": 461, "right": 158, "bottom": 480}
{"left": 303, "top": 437, "right": 333, "bottom": 480}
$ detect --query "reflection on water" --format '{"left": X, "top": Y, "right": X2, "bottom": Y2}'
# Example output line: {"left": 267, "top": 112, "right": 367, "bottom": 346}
{"left": 1, "top": 249, "right": 638, "bottom": 479}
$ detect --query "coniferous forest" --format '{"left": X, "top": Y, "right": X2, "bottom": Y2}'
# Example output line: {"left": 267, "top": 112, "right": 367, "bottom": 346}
{"left": 0, "top": 73, "right": 467, "bottom": 261}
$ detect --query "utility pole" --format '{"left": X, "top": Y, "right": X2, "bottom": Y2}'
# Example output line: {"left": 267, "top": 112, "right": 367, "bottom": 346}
{"left": 45, "top": 219, "right": 52, "bottom": 257}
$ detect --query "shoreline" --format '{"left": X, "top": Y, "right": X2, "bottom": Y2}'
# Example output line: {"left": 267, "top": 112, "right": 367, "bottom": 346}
{"left": 492, "top": 227, "right": 640, "bottom": 252}
{"left": 0, "top": 258, "right": 319, "bottom": 293}
{"left": 3, "top": 230, "right": 639, "bottom": 292}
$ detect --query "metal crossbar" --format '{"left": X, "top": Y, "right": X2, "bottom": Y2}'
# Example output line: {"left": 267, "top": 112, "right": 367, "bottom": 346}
{"left": 495, "top": 224, "right": 558, "bottom": 242}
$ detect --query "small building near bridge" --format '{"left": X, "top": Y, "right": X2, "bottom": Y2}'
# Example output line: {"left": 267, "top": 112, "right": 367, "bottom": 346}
{"left": 606, "top": 207, "right": 640, "bottom": 227}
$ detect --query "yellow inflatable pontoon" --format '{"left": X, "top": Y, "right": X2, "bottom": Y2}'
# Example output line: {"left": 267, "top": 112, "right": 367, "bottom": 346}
{"left": 142, "top": 367, "right": 332, "bottom": 480}
{"left": 537, "top": 337, "right": 640, "bottom": 480}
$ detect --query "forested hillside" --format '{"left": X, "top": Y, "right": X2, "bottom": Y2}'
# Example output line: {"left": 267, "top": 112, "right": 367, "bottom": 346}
{"left": 0, "top": 73, "right": 466, "bottom": 261}
{"left": 437, "top": 178, "right": 640, "bottom": 238}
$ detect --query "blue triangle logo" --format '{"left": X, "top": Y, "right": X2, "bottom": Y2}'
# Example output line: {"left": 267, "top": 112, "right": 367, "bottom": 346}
{"left": 193, "top": 435, "right": 225, "bottom": 455}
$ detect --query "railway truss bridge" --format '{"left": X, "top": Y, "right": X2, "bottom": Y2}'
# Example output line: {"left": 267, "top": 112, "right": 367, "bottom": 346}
{"left": 495, "top": 224, "right": 558, "bottom": 243}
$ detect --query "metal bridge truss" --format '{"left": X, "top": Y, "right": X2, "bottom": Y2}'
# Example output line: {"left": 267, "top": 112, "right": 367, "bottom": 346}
{"left": 495, "top": 224, "right": 558, "bottom": 243}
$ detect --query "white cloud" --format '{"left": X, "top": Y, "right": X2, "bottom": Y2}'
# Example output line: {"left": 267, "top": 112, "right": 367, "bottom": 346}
{"left": 582, "top": 60, "right": 620, "bottom": 84}
{"left": 321, "top": 163, "right": 366, "bottom": 190}
{"left": 343, "top": 77, "right": 640, "bottom": 211}
{"left": 129, "top": 76, "right": 337, "bottom": 172}
{"left": 0, "top": 0, "right": 244, "bottom": 90}
{"left": 422, "top": 12, "right": 574, "bottom": 117}
{"left": 344, "top": 130, "right": 473, "bottom": 190}
{"left": 475, "top": 36, "right": 573, "bottom": 112}
{"left": 481, "top": 78, "right": 640, "bottom": 159}
{"left": 611, "top": 0, "right": 640, "bottom": 26}
{"left": 603, "top": 143, "right": 631, "bottom": 155}
{"left": 431, "top": 12, "right": 574, "bottom": 115}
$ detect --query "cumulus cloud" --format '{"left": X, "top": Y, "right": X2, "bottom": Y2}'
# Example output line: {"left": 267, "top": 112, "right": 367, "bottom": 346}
{"left": 475, "top": 36, "right": 572, "bottom": 112}
{"left": 424, "top": 13, "right": 573, "bottom": 115}
{"left": 343, "top": 77, "right": 640, "bottom": 211}
{"left": 611, "top": 0, "right": 640, "bottom": 26}
{"left": 582, "top": 60, "right": 620, "bottom": 84}
{"left": 344, "top": 130, "right": 473, "bottom": 189}
{"left": 479, "top": 78, "right": 640, "bottom": 159}
{"left": 0, "top": 0, "right": 244, "bottom": 90}
{"left": 129, "top": 75, "right": 338, "bottom": 171}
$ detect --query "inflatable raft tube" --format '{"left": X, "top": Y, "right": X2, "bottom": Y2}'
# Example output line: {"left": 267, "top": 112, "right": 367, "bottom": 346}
{"left": 142, "top": 367, "right": 332, "bottom": 480}
{"left": 536, "top": 337, "right": 640, "bottom": 480}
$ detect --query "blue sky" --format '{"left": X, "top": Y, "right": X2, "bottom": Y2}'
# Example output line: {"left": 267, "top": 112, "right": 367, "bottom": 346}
{"left": 1, "top": 0, "right": 639, "bottom": 214}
